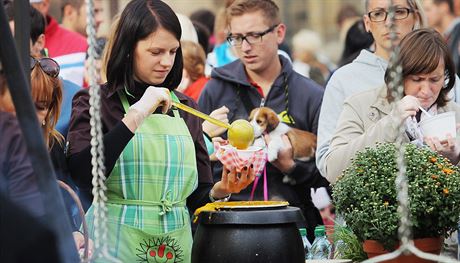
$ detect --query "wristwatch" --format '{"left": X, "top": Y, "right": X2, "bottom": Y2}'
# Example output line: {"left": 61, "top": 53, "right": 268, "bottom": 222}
{"left": 209, "top": 189, "right": 231, "bottom": 202}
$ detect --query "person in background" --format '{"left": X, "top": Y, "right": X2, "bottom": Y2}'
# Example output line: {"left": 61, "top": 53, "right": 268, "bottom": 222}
{"left": 338, "top": 19, "right": 374, "bottom": 67}
{"left": 61, "top": 0, "right": 103, "bottom": 37}
{"left": 6, "top": 1, "right": 81, "bottom": 137}
{"left": 191, "top": 9, "right": 215, "bottom": 53}
{"left": 178, "top": 40, "right": 209, "bottom": 102}
{"left": 423, "top": 0, "right": 460, "bottom": 74}
{"left": 0, "top": 65, "right": 45, "bottom": 221}
{"left": 192, "top": 21, "right": 211, "bottom": 55}
{"left": 325, "top": 28, "right": 460, "bottom": 182}
{"left": 199, "top": 0, "right": 328, "bottom": 243}
{"left": 316, "top": 0, "right": 427, "bottom": 177}
{"left": 0, "top": 55, "right": 93, "bottom": 256}
{"left": 30, "top": 0, "right": 88, "bottom": 87}
{"left": 205, "top": 5, "right": 238, "bottom": 76}
{"left": 67, "top": 1, "right": 254, "bottom": 261}
{"left": 291, "top": 29, "right": 329, "bottom": 86}
{"left": 177, "top": 13, "right": 199, "bottom": 43}
{"left": 0, "top": 62, "right": 60, "bottom": 263}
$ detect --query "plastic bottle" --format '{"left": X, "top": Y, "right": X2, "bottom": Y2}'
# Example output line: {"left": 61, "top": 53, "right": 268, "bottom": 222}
{"left": 309, "top": 225, "right": 332, "bottom": 259}
{"left": 333, "top": 239, "right": 347, "bottom": 259}
{"left": 299, "top": 228, "right": 311, "bottom": 259}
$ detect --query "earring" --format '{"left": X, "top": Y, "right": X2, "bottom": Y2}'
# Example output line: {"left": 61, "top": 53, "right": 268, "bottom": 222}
{"left": 42, "top": 120, "right": 46, "bottom": 126}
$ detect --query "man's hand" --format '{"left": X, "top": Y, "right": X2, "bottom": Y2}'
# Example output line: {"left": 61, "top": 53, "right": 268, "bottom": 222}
{"left": 264, "top": 134, "right": 296, "bottom": 173}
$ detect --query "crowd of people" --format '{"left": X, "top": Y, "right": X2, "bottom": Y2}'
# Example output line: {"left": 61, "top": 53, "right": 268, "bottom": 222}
{"left": 1, "top": 0, "right": 460, "bottom": 261}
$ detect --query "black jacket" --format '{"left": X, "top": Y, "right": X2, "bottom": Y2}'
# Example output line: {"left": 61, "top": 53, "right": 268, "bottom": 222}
{"left": 198, "top": 56, "right": 329, "bottom": 241}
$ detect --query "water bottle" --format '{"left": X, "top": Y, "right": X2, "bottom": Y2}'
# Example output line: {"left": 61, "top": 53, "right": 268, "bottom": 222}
{"left": 308, "top": 225, "right": 332, "bottom": 259}
{"left": 333, "top": 239, "right": 347, "bottom": 259}
{"left": 299, "top": 228, "right": 311, "bottom": 259}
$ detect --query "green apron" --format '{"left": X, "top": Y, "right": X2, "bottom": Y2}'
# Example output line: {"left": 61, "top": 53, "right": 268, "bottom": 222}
{"left": 85, "top": 91, "right": 198, "bottom": 263}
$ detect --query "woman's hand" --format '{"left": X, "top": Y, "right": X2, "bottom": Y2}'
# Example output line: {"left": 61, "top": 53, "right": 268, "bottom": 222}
{"left": 425, "top": 135, "right": 460, "bottom": 164}
{"left": 202, "top": 106, "right": 229, "bottom": 138}
{"left": 73, "top": 231, "right": 94, "bottom": 259}
{"left": 392, "top": 95, "right": 420, "bottom": 123}
{"left": 123, "top": 87, "right": 171, "bottom": 132}
{"left": 211, "top": 165, "right": 255, "bottom": 198}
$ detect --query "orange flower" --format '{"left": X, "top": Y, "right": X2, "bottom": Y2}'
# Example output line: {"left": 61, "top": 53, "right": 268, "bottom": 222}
{"left": 443, "top": 168, "right": 454, "bottom": 175}
{"left": 430, "top": 157, "right": 437, "bottom": 163}
{"left": 431, "top": 175, "right": 438, "bottom": 180}
{"left": 443, "top": 188, "right": 449, "bottom": 195}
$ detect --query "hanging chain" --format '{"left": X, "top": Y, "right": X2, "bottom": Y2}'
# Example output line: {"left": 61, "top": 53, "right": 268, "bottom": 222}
{"left": 363, "top": 1, "right": 460, "bottom": 262}
{"left": 85, "top": 1, "right": 120, "bottom": 262}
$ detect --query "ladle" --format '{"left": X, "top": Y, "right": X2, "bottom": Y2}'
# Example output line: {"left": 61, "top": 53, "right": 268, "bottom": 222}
{"left": 172, "top": 101, "right": 254, "bottom": 149}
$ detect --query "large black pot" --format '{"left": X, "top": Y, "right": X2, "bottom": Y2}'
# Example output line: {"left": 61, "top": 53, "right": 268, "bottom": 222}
{"left": 192, "top": 206, "right": 305, "bottom": 263}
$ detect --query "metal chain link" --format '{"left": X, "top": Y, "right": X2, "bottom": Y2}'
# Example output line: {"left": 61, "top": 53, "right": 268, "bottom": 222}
{"left": 85, "top": 0, "right": 120, "bottom": 262}
{"left": 363, "top": 1, "right": 460, "bottom": 262}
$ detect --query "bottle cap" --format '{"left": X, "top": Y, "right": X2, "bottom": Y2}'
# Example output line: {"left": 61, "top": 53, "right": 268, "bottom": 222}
{"left": 314, "top": 225, "right": 326, "bottom": 237}
{"left": 299, "top": 228, "right": 307, "bottom": 236}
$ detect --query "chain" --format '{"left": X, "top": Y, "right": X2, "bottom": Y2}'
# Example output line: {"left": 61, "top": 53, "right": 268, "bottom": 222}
{"left": 85, "top": 0, "right": 120, "bottom": 262}
{"left": 363, "top": 1, "right": 460, "bottom": 262}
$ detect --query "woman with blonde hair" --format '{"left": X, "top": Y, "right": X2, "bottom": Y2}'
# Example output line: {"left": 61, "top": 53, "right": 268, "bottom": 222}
{"left": 178, "top": 40, "right": 208, "bottom": 101}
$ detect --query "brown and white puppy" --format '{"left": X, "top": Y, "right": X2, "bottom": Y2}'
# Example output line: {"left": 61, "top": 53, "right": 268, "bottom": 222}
{"left": 248, "top": 107, "right": 317, "bottom": 163}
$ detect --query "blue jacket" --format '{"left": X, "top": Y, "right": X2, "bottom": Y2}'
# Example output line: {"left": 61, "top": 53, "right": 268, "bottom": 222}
{"left": 56, "top": 79, "right": 81, "bottom": 137}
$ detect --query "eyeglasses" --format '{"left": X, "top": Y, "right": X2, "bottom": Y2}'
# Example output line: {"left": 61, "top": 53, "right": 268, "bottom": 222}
{"left": 368, "top": 7, "right": 414, "bottom": 22}
{"left": 30, "top": 56, "right": 60, "bottom": 78}
{"left": 227, "top": 24, "right": 279, "bottom": 47}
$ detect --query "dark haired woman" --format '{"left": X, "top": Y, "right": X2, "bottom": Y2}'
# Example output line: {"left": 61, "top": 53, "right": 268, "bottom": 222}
{"left": 325, "top": 28, "right": 460, "bottom": 184}
{"left": 67, "top": 0, "right": 255, "bottom": 261}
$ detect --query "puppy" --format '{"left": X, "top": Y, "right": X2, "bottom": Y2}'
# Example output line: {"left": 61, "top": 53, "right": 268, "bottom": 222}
{"left": 248, "top": 107, "right": 317, "bottom": 164}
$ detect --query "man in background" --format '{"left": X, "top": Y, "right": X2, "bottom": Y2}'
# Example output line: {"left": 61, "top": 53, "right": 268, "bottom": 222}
{"left": 61, "top": 0, "right": 103, "bottom": 37}
{"left": 423, "top": 0, "right": 460, "bottom": 74}
{"left": 30, "top": 0, "right": 87, "bottom": 87}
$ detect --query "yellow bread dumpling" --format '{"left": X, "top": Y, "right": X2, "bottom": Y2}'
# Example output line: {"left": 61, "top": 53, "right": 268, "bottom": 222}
{"left": 228, "top": 119, "right": 254, "bottom": 150}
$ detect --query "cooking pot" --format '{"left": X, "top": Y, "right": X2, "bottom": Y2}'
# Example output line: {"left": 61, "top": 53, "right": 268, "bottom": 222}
{"left": 192, "top": 206, "right": 305, "bottom": 263}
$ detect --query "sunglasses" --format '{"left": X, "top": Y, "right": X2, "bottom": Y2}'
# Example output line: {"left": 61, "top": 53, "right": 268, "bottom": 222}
{"left": 30, "top": 56, "right": 60, "bottom": 78}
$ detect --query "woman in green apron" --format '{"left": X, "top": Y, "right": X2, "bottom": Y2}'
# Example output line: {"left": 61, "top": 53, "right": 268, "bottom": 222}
{"left": 67, "top": 1, "right": 255, "bottom": 262}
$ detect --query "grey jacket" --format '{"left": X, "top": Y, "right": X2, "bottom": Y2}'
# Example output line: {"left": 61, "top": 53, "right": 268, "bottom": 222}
{"left": 324, "top": 86, "right": 460, "bottom": 183}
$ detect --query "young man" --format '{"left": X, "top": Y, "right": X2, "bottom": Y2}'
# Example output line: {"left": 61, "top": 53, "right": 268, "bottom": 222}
{"left": 198, "top": 0, "right": 327, "bottom": 242}
{"left": 30, "top": 0, "right": 88, "bottom": 87}
{"left": 61, "top": 0, "right": 103, "bottom": 37}
{"left": 316, "top": 0, "right": 428, "bottom": 181}
{"left": 423, "top": 0, "right": 460, "bottom": 73}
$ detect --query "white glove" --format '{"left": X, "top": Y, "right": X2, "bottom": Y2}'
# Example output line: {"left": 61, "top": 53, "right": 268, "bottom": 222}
{"left": 203, "top": 106, "right": 229, "bottom": 137}
{"left": 130, "top": 86, "right": 171, "bottom": 116}
{"left": 125, "top": 86, "right": 171, "bottom": 130}
{"left": 391, "top": 95, "right": 420, "bottom": 124}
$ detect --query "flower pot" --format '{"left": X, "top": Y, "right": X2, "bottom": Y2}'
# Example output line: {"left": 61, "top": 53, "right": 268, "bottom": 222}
{"left": 363, "top": 237, "right": 443, "bottom": 263}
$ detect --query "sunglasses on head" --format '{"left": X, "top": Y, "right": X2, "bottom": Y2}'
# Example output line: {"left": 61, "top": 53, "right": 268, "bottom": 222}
{"left": 30, "top": 56, "right": 60, "bottom": 78}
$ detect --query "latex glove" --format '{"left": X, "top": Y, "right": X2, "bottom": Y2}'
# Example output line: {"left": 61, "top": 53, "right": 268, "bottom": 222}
{"left": 124, "top": 86, "right": 171, "bottom": 131}
{"left": 202, "top": 106, "right": 229, "bottom": 138}
{"left": 391, "top": 95, "right": 420, "bottom": 124}
{"left": 425, "top": 134, "right": 460, "bottom": 164}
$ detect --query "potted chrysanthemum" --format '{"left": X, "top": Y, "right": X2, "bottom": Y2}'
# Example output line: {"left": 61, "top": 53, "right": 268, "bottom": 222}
{"left": 333, "top": 142, "right": 460, "bottom": 262}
